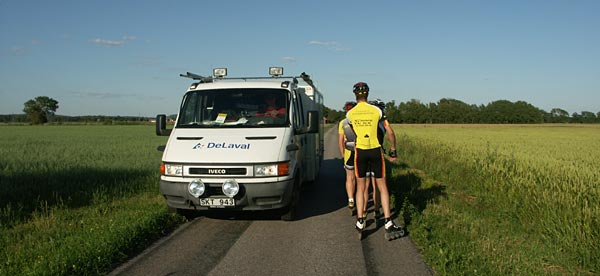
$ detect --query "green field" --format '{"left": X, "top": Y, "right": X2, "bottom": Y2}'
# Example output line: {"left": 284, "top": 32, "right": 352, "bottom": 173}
{"left": 388, "top": 124, "right": 599, "bottom": 275}
{"left": 2, "top": 124, "right": 599, "bottom": 275}
{"left": 0, "top": 125, "right": 183, "bottom": 275}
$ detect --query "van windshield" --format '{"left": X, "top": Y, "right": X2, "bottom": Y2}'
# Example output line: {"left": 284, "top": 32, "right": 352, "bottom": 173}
{"left": 177, "top": 88, "right": 289, "bottom": 128}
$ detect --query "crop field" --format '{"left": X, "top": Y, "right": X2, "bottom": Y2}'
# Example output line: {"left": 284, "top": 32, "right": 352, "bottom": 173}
{"left": 2, "top": 124, "right": 598, "bottom": 275}
{"left": 0, "top": 125, "right": 183, "bottom": 275}
{"left": 390, "top": 124, "right": 599, "bottom": 275}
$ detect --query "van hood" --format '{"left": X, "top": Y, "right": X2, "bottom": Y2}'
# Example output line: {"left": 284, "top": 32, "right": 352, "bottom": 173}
{"left": 162, "top": 128, "right": 289, "bottom": 163}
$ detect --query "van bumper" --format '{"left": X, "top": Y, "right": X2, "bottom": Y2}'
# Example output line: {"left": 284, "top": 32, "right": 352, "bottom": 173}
{"left": 159, "top": 178, "right": 295, "bottom": 211}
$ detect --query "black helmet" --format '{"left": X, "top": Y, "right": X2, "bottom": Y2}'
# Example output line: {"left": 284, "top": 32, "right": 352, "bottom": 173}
{"left": 371, "top": 98, "right": 385, "bottom": 111}
{"left": 353, "top": 82, "right": 369, "bottom": 94}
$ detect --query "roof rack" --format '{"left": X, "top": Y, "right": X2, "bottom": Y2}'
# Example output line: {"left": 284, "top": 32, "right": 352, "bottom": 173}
{"left": 179, "top": 72, "right": 213, "bottom": 83}
{"left": 179, "top": 68, "right": 317, "bottom": 90}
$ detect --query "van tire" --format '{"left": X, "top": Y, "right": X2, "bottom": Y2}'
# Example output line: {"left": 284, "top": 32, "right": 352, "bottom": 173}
{"left": 281, "top": 177, "right": 301, "bottom": 221}
{"left": 280, "top": 205, "right": 295, "bottom": 221}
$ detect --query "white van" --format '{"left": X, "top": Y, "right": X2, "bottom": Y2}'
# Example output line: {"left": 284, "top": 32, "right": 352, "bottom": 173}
{"left": 156, "top": 67, "right": 323, "bottom": 220}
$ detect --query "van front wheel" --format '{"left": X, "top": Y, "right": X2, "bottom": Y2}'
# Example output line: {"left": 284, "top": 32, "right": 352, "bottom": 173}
{"left": 281, "top": 178, "right": 301, "bottom": 221}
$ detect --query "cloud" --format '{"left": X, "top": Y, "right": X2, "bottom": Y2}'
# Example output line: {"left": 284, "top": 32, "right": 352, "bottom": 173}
{"left": 89, "top": 35, "right": 139, "bottom": 47}
{"left": 308, "top": 40, "right": 350, "bottom": 52}
{"left": 282, "top": 56, "right": 296, "bottom": 63}
{"left": 309, "top": 40, "right": 339, "bottom": 47}
{"left": 10, "top": 47, "right": 30, "bottom": 56}
{"left": 69, "top": 90, "right": 134, "bottom": 99}
{"left": 333, "top": 46, "right": 351, "bottom": 52}
{"left": 68, "top": 90, "right": 165, "bottom": 101}
{"left": 31, "top": 39, "right": 40, "bottom": 45}
{"left": 90, "top": 38, "right": 125, "bottom": 47}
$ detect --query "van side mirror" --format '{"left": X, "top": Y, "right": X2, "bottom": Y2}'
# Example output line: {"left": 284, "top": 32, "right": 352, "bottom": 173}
{"left": 305, "top": 111, "right": 319, "bottom": 134}
{"left": 156, "top": 114, "right": 172, "bottom": 136}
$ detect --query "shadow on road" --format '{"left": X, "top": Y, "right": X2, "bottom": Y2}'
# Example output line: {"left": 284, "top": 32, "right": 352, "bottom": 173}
{"left": 188, "top": 157, "right": 348, "bottom": 222}
{"left": 294, "top": 158, "right": 347, "bottom": 220}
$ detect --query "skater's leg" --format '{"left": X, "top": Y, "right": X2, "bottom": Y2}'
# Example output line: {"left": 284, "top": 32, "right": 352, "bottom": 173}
{"left": 355, "top": 177, "right": 367, "bottom": 220}
{"left": 372, "top": 175, "right": 380, "bottom": 213}
{"left": 362, "top": 174, "right": 370, "bottom": 218}
{"left": 345, "top": 168, "right": 355, "bottom": 208}
{"left": 374, "top": 177, "right": 391, "bottom": 218}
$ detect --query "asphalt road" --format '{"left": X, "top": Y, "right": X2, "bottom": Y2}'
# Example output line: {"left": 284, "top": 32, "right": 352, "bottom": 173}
{"left": 110, "top": 127, "right": 433, "bottom": 276}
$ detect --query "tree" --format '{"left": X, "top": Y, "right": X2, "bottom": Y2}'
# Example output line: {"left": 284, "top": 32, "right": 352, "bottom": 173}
{"left": 23, "top": 96, "right": 59, "bottom": 124}
{"left": 550, "top": 108, "right": 570, "bottom": 123}
{"left": 323, "top": 105, "right": 345, "bottom": 123}
{"left": 399, "top": 99, "right": 429, "bottom": 123}
{"left": 385, "top": 100, "right": 400, "bottom": 123}
{"left": 580, "top": 111, "right": 597, "bottom": 123}
{"left": 432, "top": 98, "right": 478, "bottom": 123}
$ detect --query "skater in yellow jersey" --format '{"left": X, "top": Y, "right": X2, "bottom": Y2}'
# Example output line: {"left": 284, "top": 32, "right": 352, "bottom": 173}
{"left": 346, "top": 82, "right": 404, "bottom": 241}
{"left": 338, "top": 101, "right": 357, "bottom": 215}
{"left": 363, "top": 98, "right": 398, "bottom": 226}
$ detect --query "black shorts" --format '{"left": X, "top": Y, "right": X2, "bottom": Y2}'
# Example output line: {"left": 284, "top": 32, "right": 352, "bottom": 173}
{"left": 354, "top": 147, "right": 385, "bottom": 178}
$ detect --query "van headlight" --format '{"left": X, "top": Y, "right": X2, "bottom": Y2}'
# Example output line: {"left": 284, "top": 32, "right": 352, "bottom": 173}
{"left": 188, "top": 180, "right": 205, "bottom": 197}
{"left": 164, "top": 164, "right": 183, "bottom": 176}
{"left": 222, "top": 180, "right": 239, "bottom": 198}
{"left": 254, "top": 162, "right": 289, "bottom": 176}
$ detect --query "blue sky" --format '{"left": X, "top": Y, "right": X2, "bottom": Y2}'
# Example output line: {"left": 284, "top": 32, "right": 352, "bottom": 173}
{"left": 1, "top": 0, "right": 599, "bottom": 117}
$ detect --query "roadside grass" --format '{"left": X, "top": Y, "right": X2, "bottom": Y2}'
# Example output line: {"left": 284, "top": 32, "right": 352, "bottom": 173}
{"left": 387, "top": 124, "right": 599, "bottom": 275}
{"left": 0, "top": 125, "right": 184, "bottom": 275}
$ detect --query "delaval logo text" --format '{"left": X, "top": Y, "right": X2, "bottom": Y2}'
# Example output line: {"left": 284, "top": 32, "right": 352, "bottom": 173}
{"left": 193, "top": 142, "right": 251, "bottom": 150}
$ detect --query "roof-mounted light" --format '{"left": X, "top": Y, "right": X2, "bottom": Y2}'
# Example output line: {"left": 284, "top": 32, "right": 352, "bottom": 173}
{"left": 269, "top": 67, "right": 284, "bottom": 77}
{"left": 213, "top": 68, "right": 227, "bottom": 78}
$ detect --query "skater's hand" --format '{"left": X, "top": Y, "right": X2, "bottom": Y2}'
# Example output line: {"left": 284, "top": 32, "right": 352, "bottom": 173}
{"left": 388, "top": 149, "right": 397, "bottom": 162}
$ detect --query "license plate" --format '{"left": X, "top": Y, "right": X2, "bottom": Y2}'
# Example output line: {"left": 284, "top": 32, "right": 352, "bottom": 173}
{"left": 199, "top": 197, "right": 235, "bottom": 207}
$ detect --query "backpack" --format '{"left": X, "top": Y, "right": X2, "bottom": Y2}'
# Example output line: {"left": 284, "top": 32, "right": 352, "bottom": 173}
{"left": 342, "top": 118, "right": 356, "bottom": 151}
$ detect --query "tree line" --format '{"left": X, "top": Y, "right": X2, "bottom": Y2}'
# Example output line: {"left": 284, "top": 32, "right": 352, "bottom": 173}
{"left": 0, "top": 96, "right": 152, "bottom": 124}
{"left": 0, "top": 114, "right": 152, "bottom": 124}
{"left": 4, "top": 96, "right": 599, "bottom": 125}
{"left": 324, "top": 98, "right": 600, "bottom": 124}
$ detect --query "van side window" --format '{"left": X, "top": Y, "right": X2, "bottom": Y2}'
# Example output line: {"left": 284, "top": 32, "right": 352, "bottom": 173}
{"left": 293, "top": 90, "right": 303, "bottom": 129}
{"left": 180, "top": 93, "right": 199, "bottom": 124}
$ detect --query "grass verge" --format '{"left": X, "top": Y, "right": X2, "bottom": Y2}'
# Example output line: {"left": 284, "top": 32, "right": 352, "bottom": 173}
{"left": 387, "top": 126, "right": 598, "bottom": 275}
{"left": 0, "top": 125, "right": 185, "bottom": 275}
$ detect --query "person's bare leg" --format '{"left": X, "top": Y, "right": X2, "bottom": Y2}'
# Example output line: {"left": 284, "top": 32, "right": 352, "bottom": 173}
{"left": 355, "top": 177, "right": 366, "bottom": 220}
{"left": 363, "top": 176, "right": 370, "bottom": 217}
{"left": 375, "top": 177, "right": 391, "bottom": 218}
{"left": 372, "top": 176, "right": 380, "bottom": 214}
{"left": 345, "top": 169, "right": 355, "bottom": 204}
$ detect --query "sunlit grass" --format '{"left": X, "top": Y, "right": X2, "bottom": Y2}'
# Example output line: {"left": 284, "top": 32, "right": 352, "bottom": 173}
{"left": 0, "top": 125, "right": 184, "bottom": 275}
{"left": 391, "top": 124, "right": 599, "bottom": 275}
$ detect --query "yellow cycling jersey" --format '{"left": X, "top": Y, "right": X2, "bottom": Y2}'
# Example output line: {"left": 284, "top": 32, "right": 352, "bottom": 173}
{"left": 346, "top": 101, "right": 382, "bottom": 150}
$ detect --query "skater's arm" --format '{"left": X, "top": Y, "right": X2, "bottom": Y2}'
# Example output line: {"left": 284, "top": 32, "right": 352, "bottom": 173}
{"left": 384, "top": 121, "right": 397, "bottom": 161}
{"left": 338, "top": 132, "right": 346, "bottom": 157}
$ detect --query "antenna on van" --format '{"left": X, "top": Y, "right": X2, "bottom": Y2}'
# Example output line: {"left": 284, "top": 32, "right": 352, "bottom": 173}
{"left": 180, "top": 72, "right": 213, "bottom": 83}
